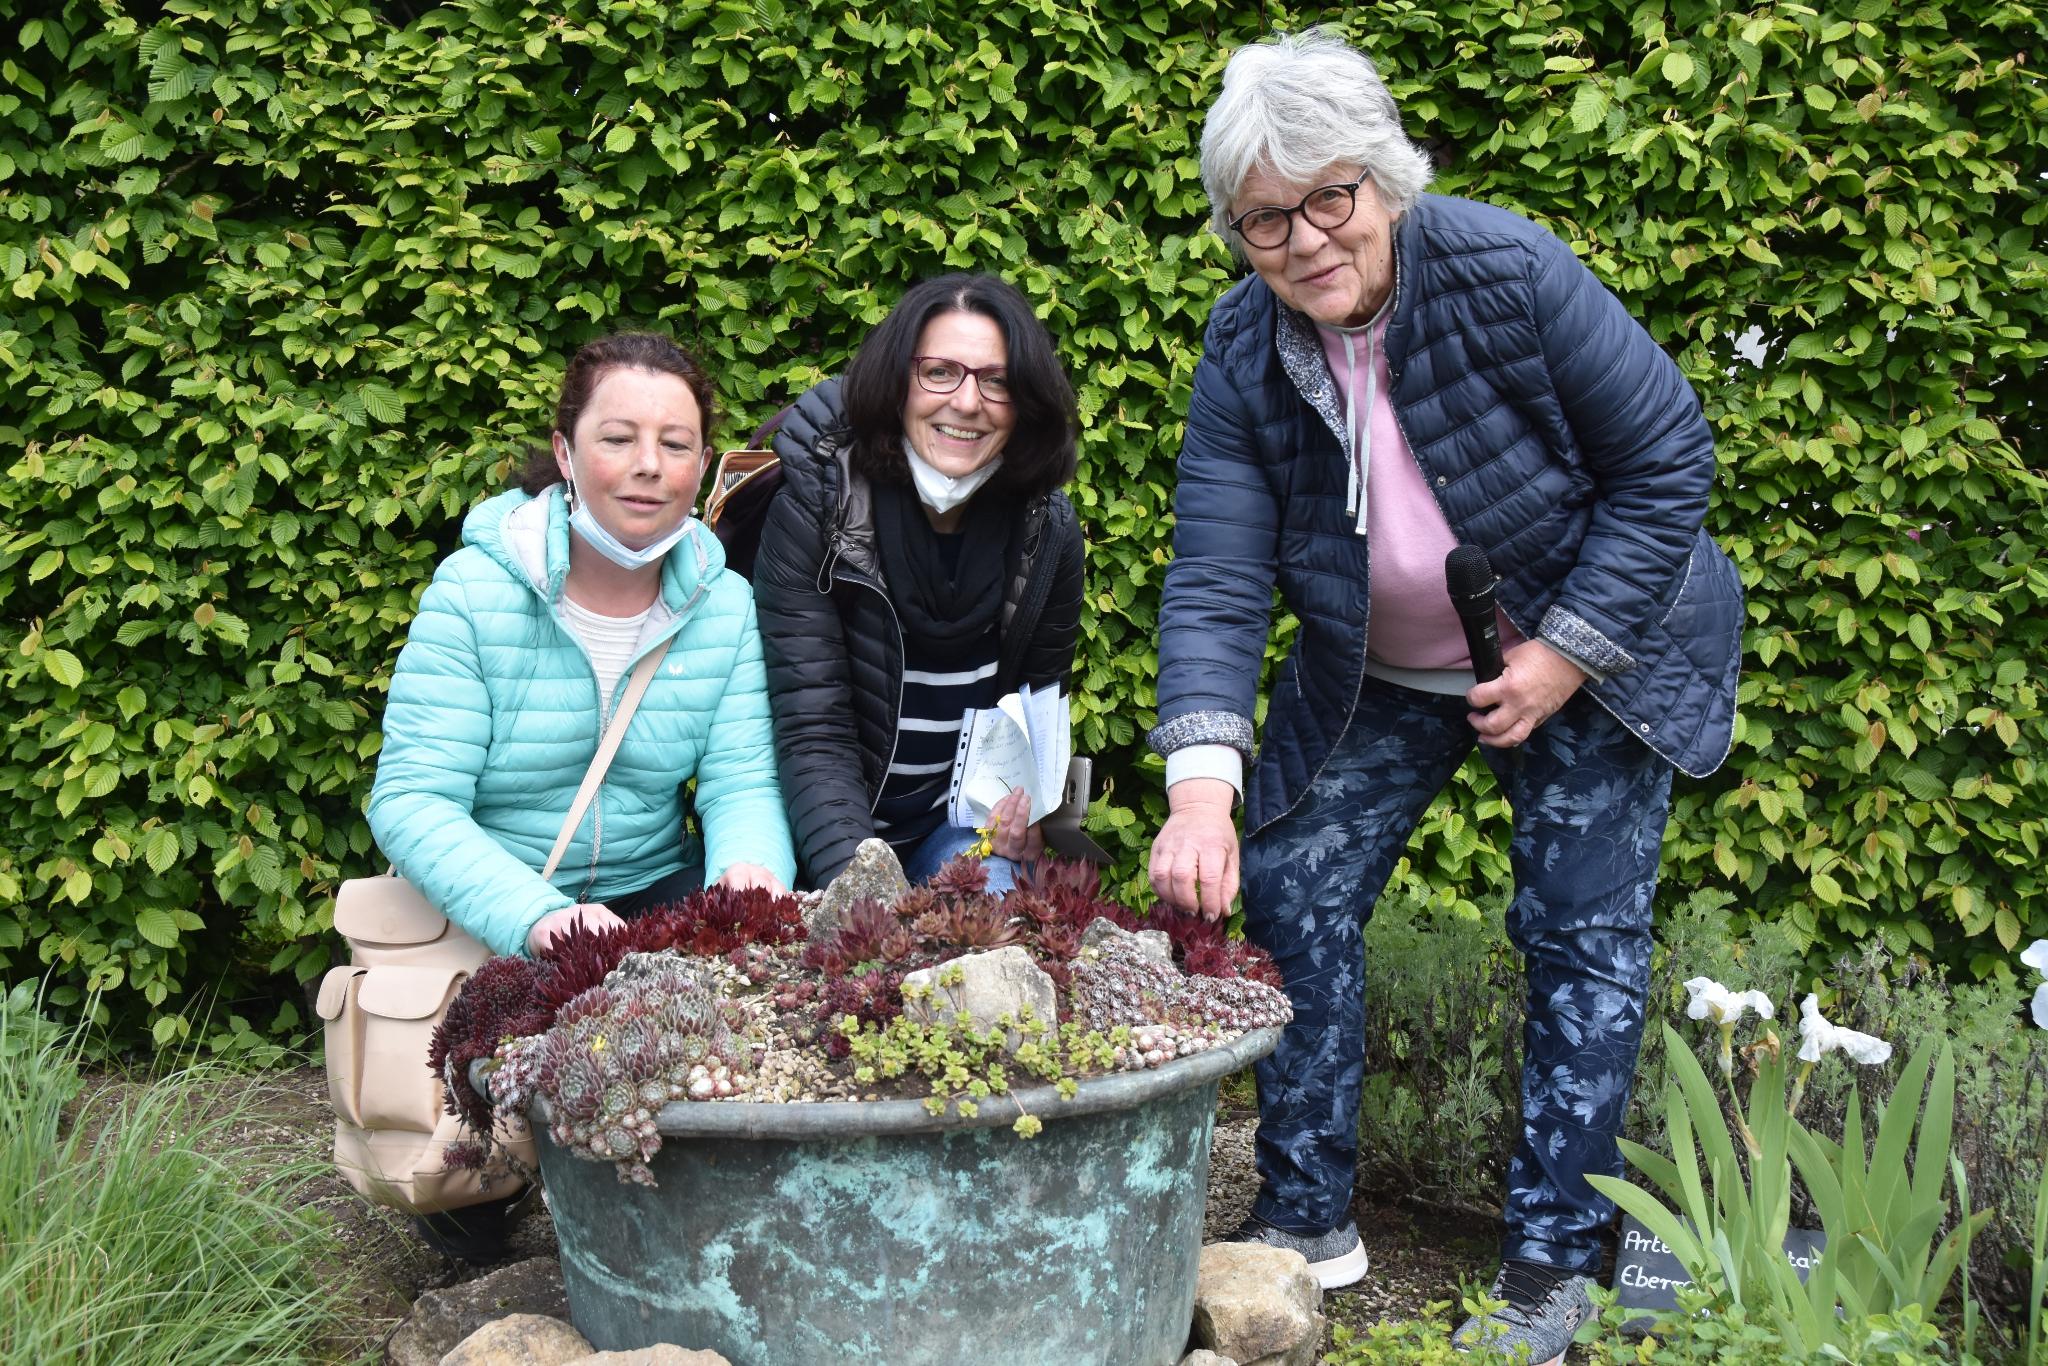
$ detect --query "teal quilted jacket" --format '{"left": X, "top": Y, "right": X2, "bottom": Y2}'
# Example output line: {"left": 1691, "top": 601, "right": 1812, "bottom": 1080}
{"left": 367, "top": 486, "right": 796, "bottom": 957}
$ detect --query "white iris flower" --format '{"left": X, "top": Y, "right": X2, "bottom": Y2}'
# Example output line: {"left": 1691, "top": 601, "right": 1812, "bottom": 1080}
{"left": 1795, "top": 994, "right": 1894, "bottom": 1065}
{"left": 1683, "top": 977, "right": 1776, "bottom": 1026}
{"left": 2022, "top": 940, "right": 2048, "bottom": 1030}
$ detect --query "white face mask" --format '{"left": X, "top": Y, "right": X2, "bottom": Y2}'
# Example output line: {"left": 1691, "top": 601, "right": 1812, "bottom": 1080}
{"left": 903, "top": 437, "right": 1003, "bottom": 516}
{"left": 562, "top": 446, "right": 695, "bottom": 571}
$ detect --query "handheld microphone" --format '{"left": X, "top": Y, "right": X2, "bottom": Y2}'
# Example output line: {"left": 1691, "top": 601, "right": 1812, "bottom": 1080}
{"left": 1445, "top": 544, "right": 1505, "bottom": 684}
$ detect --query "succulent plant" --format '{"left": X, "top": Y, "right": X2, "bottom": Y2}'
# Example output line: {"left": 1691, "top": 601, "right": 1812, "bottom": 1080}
{"left": 815, "top": 966, "right": 909, "bottom": 1055}
{"left": 443, "top": 856, "right": 1291, "bottom": 1159}
{"left": 925, "top": 854, "right": 990, "bottom": 898}
{"left": 492, "top": 952, "right": 752, "bottom": 1186}
{"left": 801, "top": 896, "right": 916, "bottom": 976}
{"left": 532, "top": 887, "right": 808, "bottom": 1014}
{"left": 429, "top": 954, "right": 552, "bottom": 1136}
{"left": 891, "top": 885, "right": 941, "bottom": 923}
{"left": 534, "top": 918, "right": 635, "bottom": 1009}
{"left": 1066, "top": 934, "right": 1291, "bottom": 1044}
{"left": 623, "top": 884, "right": 807, "bottom": 957}
{"left": 1007, "top": 858, "right": 1285, "bottom": 988}
{"left": 911, "top": 897, "right": 1022, "bottom": 951}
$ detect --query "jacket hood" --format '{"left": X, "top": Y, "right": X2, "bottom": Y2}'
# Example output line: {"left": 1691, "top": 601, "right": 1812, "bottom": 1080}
{"left": 771, "top": 379, "right": 884, "bottom": 579}
{"left": 770, "top": 378, "right": 849, "bottom": 502}
{"left": 459, "top": 486, "right": 728, "bottom": 615}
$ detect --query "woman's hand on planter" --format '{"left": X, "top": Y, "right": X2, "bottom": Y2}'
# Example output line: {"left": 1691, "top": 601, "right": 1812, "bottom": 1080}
{"left": 527, "top": 902, "right": 625, "bottom": 954}
{"left": 718, "top": 863, "right": 788, "bottom": 895}
{"left": 1150, "top": 778, "right": 1239, "bottom": 921}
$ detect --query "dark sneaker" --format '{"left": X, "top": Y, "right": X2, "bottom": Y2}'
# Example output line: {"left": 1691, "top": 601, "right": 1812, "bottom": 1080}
{"left": 1452, "top": 1259, "right": 1593, "bottom": 1365}
{"left": 409, "top": 1187, "right": 530, "bottom": 1264}
{"left": 1223, "top": 1212, "right": 1371, "bottom": 1289}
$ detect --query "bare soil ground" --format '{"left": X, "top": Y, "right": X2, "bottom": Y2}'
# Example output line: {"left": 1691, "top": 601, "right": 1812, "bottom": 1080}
{"left": 116, "top": 1062, "right": 1523, "bottom": 1362}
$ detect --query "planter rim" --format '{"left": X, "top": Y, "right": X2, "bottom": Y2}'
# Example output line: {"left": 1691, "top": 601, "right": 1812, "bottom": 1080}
{"left": 473, "top": 1024, "right": 1278, "bottom": 1141}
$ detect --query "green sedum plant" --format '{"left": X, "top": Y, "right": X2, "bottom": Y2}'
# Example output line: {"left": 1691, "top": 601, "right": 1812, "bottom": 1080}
{"left": 3, "top": 0, "right": 2045, "bottom": 1052}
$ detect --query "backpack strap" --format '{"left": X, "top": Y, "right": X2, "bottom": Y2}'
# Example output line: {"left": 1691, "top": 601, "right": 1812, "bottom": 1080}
{"left": 750, "top": 403, "right": 796, "bottom": 449}
{"left": 541, "top": 637, "right": 672, "bottom": 881}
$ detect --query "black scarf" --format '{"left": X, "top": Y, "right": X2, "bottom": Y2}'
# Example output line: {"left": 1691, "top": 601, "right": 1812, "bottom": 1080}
{"left": 871, "top": 481, "right": 1017, "bottom": 665}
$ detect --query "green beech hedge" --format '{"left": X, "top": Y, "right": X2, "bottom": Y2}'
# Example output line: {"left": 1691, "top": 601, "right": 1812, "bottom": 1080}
{"left": 3, "top": 0, "right": 2044, "bottom": 1050}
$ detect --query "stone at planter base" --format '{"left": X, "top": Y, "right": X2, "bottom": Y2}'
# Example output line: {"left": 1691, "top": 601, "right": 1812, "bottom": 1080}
{"left": 578, "top": 1350, "right": 733, "bottom": 1365}
{"left": 1191, "top": 1243, "right": 1325, "bottom": 1366}
{"left": 1180, "top": 1351, "right": 1241, "bottom": 1366}
{"left": 386, "top": 1257, "right": 570, "bottom": 1366}
{"left": 437, "top": 1313, "right": 589, "bottom": 1365}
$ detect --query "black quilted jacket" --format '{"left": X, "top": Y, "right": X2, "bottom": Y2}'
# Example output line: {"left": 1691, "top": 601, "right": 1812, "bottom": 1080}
{"left": 753, "top": 379, "right": 1086, "bottom": 884}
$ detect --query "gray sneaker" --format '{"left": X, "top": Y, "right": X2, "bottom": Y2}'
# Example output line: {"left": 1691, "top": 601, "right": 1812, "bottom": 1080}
{"left": 1222, "top": 1213, "right": 1371, "bottom": 1289}
{"left": 1452, "top": 1261, "right": 1593, "bottom": 1365}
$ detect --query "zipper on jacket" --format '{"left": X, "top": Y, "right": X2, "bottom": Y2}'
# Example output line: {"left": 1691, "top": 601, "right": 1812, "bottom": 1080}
{"left": 996, "top": 497, "right": 1058, "bottom": 690}
{"left": 827, "top": 560, "right": 907, "bottom": 816}
{"left": 1266, "top": 254, "right": 1409, "bottom": 834}
{"left": 552, "top": 577, "right": 704, "bottom": 901}
{"left": 816, "top": 497, "right": 852, "bottom": 594}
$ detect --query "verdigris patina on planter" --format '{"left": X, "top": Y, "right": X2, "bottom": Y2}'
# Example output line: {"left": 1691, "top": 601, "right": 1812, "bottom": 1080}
{"left": 479, "top": 1024, "right": 1278, "bottom": 1366}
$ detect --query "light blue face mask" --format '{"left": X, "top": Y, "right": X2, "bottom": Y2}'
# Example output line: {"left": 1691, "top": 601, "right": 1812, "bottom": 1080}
{"left": 563, "top": 447, "right": 696, "bottom": 571}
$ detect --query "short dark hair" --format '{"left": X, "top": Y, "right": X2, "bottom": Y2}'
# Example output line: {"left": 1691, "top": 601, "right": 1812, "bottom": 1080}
{"left": 517, "top": 332, "right": 719, "bottom": 494}
{"left": 839, "top": 274, "right": 1078, "bottom": 499}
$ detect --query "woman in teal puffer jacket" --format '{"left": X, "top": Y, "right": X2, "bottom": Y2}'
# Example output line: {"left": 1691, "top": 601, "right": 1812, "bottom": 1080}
{"left": 369, "top": 332, "right": 796, "bottom": 965}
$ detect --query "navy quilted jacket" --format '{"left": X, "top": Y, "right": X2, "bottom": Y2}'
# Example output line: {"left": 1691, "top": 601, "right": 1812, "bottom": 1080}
{"left": 1151, "top": 194, "right": 1743, "bottom": 834}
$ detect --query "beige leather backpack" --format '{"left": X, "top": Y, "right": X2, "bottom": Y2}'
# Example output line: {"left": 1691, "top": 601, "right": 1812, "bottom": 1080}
{"left": 319, "top": 875, "right": 535, "bottom": 1211}
{"left": 318, "top": 641, "right": 668, "bottom": 1213}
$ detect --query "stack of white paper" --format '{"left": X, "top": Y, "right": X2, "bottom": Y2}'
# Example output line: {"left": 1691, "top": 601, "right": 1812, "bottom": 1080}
{"left": 946, "top": 683, "right": 1071, "bottom": 828}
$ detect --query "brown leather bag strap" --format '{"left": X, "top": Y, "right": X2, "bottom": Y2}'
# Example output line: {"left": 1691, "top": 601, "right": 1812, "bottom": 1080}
{"left": 540, "top": 637, "right": 673, "bottom": 881}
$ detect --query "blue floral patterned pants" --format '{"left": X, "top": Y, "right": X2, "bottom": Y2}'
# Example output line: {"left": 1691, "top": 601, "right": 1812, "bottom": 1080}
{"left": 1241, "top": 675, "right": 1672, "bottom": 1274}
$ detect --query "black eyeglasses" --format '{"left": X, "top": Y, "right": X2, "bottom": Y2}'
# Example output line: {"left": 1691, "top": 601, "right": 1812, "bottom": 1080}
{"left": 911, "top": 355, "right": 1012, "bottom": 404}
{"left": 1227, "top": 171, "right": 1372, "bottom": 249}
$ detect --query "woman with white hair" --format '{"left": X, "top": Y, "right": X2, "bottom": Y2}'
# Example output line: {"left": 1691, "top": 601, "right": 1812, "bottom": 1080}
{"left": 1147, "top": 28, "right": 1741, "bottom": 1362}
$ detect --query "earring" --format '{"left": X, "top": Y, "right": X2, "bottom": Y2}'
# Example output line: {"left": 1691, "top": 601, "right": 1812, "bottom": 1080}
{"left": 563, "top": 478, "right": 576, "bottom": 510}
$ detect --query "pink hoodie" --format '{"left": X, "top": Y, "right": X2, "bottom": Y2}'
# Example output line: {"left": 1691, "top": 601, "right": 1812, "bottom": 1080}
{"left": 1317, "top": 318, "right": 1524, "bottom": 681}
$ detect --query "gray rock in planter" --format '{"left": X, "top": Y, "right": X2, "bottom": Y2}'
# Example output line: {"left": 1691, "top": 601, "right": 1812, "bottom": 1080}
{"left": 386, "top": 1257, "right": 570, "bottom": 1366}
{"left": 1082, "top": 915, "right": 1174, "bottom": 965}
{"left": 1191, "top": 1243, "right": 1325, "bottom": 1366}
{"left": 571, "top": 1349, "right": 734, "bottom": 1365}
{"left": 1179, "top": 1352, "right": 1241, "bottom": 1366}
{"left": 901, "top": 944, "right": 1057, "bottom": 1052}
{"left": 806, "top": 837, "right": 910, "bottom": 936}
{"left": 436, "top": 1312, "right": 589, "bottom": 1366}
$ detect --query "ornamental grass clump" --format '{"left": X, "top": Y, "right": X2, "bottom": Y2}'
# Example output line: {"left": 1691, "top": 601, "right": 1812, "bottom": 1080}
{"left": 2021, "top": 940, "right": 2048, "bottom": 1363}
{"left": 0, "top": 983, "right": 349, "bottom": 1363}
{"left": 438, "top": 858, "right": 1290, "bottom": 1183}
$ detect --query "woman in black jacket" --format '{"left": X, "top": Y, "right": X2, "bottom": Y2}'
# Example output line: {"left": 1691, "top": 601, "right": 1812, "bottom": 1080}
{"left": 753, "top": 274, "right": 1085, "bottom": 889}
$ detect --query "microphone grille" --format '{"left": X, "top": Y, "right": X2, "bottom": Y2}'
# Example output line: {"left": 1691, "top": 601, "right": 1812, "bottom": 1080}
{"left": 1445, "top": 544, "right": 1496, "bottom": 597}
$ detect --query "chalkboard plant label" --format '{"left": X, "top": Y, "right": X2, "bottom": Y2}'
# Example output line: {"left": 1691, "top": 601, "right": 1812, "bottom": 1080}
{"left": 1613, "top": 1213, "right": 1826, "bottom": 1331}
